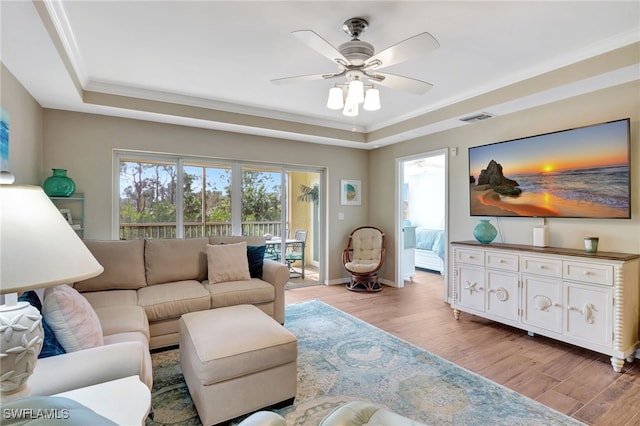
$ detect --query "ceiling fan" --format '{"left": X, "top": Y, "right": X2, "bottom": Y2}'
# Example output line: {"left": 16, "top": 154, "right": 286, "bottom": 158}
{"left": 271, "top": 17, "right": 440, "bottom": 111}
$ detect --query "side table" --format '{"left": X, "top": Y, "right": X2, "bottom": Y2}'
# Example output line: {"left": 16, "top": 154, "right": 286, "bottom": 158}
{"left": 54, "top": 375, "right": 151, "bottom": 425}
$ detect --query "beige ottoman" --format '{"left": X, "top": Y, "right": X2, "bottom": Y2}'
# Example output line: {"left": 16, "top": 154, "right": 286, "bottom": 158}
{"left": 179, "top": 305, "right": 297, "bottom": 425}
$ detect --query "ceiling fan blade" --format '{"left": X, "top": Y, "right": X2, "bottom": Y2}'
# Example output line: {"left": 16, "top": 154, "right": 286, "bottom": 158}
{"left": 292, "top": 30, "right": 349, "bottom": 65}
{"left": 371, "top": 72, "right": 433, "bottom": 94}
{"left": 366, "top": 32, "right": 439, "bottom": 69}
{"left": 270, "top": 72, "right": 342, "bottom": 85}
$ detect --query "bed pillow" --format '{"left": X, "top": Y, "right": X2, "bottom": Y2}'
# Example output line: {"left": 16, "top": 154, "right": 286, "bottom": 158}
{"left": 42, "top": 285, "right": 104, "bottom": 352}
{"left": 207, "top": 242, "right": 251, "bottom": 284}
{"left": 18, "top": 291, "right": 66, "bottom": 359}
{"left": 247, "top": 245, "right": 266, "bottom": 278}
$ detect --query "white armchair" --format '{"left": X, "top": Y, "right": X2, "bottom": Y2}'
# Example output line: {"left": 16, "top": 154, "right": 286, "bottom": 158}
{"left": 28, "top": 340, "right": 151, "bottom": 396}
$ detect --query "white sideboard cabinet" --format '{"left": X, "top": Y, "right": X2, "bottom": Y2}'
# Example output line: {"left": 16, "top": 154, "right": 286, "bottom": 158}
{"left": 451, "top": 241, "right": 640, "bottom": 372}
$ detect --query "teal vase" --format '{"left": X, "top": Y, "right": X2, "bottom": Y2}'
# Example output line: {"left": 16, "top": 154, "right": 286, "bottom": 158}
{"left": 473, "top": 219, "right": 497, "bottom": 244}
{"left": 43, "top": 168, "right": 75, "bottom": 197}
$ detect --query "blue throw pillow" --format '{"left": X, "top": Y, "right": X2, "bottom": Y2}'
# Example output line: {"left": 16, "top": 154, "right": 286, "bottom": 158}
{"left": 247, "top": 245, "right": 266, "bottom": 278}
{"left": 18, "top": 291, "right": 67, "bottom": 359}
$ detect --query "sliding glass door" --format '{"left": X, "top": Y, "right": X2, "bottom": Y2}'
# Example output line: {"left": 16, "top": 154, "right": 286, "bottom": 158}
{"left": 116, "top": 152, "right": 324, "bottom": 283}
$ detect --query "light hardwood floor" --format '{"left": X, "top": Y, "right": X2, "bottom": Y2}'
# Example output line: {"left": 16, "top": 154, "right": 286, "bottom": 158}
{"left": 285, "top": 270, "right": 640, "bottom": 426}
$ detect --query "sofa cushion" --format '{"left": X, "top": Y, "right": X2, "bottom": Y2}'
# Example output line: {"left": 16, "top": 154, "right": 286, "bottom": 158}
{"left": 137, "top": 280, "right": 211, "bottom": 321}
{"left": 210, "top": 236, "right": 265, "bottom": 247}
{"left": 207, "top": 242, "right": 251, "bottom": 284}
{"left": 205, "top": 279, "right": 275, "bottom": 308}
{"left": 82, "top": 289, "right": 138, "bottom": 309}
{"left": 18, "top": 291, "right": 66, "bottom": 359}
{"left": 145, "top": 238, "right": 208, "bottom": 285}
{"left": 94, "top": 305, "right": 150, "bottom": 342}
{"left": 75, "top": 240, "right": 146, "bottom": 292}
{"left": 42, "top": 285, "right": 104, "bottom": 352}
{"left": 247, "top": 245, "right": 266, "bottom": 278}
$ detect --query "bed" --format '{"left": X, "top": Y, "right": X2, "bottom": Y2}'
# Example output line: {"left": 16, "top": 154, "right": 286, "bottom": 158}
{"left": 415, "top": 227, "right": 445, "bottom": 274}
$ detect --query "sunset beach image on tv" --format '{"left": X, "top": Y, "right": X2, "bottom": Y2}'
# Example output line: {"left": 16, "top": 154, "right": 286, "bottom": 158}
{"left": 469, "top": 119, "right": 631, "bottom": 218}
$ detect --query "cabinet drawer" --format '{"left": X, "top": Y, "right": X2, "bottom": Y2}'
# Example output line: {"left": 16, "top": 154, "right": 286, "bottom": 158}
{"left": 455, "top": 249, "right": 484, "bottom": 266}
{"left": 521, "top": 256, "right": 562, "bottom": 278}
{"left": 564, "top": 261, "right": 613, "bottom": 286}
{"left": 486, "top": 251, "right": 519, "bottom": 271}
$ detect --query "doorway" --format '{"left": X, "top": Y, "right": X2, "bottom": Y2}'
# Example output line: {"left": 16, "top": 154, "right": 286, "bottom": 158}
{"left": 285, "top": 169, "right": 322, "bottom": 286}
{"left": 395, "top": 150, "right": 448, "bottom": 296}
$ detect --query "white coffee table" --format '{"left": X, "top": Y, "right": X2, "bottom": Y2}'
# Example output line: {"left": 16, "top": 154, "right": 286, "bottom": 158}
{"left": 54, "top": 375, "right": 151, "bottom": 425}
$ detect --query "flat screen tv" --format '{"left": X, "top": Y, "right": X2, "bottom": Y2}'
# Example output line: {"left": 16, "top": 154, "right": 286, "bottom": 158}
{"left": 469, "top": 118, "right": 631, "bottom": 218}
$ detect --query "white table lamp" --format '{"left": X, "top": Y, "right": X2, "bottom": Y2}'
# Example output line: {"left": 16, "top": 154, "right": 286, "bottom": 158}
{"left": 0, "top": 185, "right": 103, "bottom": 397}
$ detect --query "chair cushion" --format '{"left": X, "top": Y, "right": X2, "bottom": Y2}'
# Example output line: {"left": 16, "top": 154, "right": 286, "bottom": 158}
{"left": 319, "top": 401, "right": 427, "bottom": 426}
{"left": 42, "top": 285, "right": 104, "bottom": 352}
{"left": 345, "top": 260, "right": 380, "bottom": 274}
{"left": 207, "top": 242, "right": 251, "bottom": 284}
{"left": 352, "top": 228, "right": 383, "bottom": 262}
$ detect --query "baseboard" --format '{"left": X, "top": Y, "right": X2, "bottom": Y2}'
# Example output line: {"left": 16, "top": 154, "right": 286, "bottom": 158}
{"left": 380, "top": 277, "right": 395, "bottom": 287}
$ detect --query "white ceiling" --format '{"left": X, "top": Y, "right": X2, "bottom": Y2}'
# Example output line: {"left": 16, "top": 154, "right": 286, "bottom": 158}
{"left": 2, "top": 1, "right": 639, "bottom": 149}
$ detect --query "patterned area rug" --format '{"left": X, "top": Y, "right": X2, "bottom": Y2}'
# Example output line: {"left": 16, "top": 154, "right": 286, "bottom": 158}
{"left": 146, "top": 300, "right": 582, "bottom": 425}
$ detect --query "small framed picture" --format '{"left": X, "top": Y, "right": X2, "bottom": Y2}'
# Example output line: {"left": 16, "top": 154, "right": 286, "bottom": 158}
{"left": 59, "top": 208, "right": 73, "bottom": 225}
{"left": 340, "top": 179, "right": 361, "bottom": 206}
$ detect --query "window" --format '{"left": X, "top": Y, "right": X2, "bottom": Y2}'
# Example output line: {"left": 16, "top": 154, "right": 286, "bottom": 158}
{"left": 241, "top": 166, "right": 283, "bottom": 237}
{"left": 117, "top": 154, "right": 290, "bottom": 240}
{"left": 183, "top": 163, "right": 232, "bottom": 237}
{"left": 119, "top": 158, "right": 177, "bottom": 239}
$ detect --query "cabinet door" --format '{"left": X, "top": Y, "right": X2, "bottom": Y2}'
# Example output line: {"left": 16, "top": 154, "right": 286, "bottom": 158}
{"left": 456, "top": 265, "right": 485, "bottom": 312}
{"left": 485, "top": 269, "right": 519, "bottom": 321}
{"left": 522, "top": 274, "right": 562, "bottom": 333}
{"left": 564, "top": 282, "right": 612, "bottom": 348}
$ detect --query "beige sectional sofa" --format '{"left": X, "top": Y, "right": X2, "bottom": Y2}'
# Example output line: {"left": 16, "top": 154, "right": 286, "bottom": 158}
{"left": 75, "top": 236, "right": 289, "bottom": 350}
{"left": 28, "top": 236, "right": 288, "bottom": 397}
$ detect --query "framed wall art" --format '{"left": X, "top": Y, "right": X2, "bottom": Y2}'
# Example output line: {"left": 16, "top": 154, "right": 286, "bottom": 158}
{"left": 340, "top": 179, "right": 361, "bottom": 205}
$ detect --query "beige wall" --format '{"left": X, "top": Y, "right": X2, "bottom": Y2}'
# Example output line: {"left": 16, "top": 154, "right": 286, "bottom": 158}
{"left": 0, "top": 64, "right": 43, "bottom": 185}
{"left": 42, "top": 110, "right": 368, "bottom": 282}
{"left": 6, "top": 64, "right": 638, "bottom": 285}
{"left": 370, "top": 81, "right": 640, "bottom": 285}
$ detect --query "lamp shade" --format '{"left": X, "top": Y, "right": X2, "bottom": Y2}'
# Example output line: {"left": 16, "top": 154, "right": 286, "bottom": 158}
{"left": 326, "top": 87, "right": 344, "bottom": 110}
{"left": 0, "top": 185, "right": 103, "bottom": 293}
{"left": 363, "top": 88, "right": 381, "bottom": 111}
{"left": 346, "top": 79, "right": 364, "bottom": 104}
{"left": 343, "top": 100, "right": 359, "bottom": 117}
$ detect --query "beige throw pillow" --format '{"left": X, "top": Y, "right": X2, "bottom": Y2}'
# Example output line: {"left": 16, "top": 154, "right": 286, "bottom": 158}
{"left": 207, "top": 242, "right": 251, "bottom": 284}
{"left": 42, "top": 284, "right": 104, "bottom": 352}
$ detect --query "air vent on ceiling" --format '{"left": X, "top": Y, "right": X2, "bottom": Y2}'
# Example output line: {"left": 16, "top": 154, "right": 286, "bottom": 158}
{"left": 460, "top": 112, "right": 495, "bottom": 123}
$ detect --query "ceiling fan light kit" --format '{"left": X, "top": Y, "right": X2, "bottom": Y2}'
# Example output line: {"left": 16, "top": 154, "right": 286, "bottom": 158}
{"left": 326, "top": 80, "right": 381, "bottom": 115}
{"left": 327, "top": 87, "right": 344, "bottom": 110}
{"left": 273, "top": 17, "right": 439, "bottom": 118}
{"left": 363, "top": 88, "right": 381, "bottom": 111}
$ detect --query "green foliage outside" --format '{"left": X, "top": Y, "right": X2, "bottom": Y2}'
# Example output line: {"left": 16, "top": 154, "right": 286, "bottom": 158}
{"left": 120, "top": 162, "right": 281, "bottom": 229}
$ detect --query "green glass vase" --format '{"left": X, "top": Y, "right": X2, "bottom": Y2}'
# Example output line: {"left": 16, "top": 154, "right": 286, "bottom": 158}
{"left": 473, "top": 219, "right": 497, "bottom": 244}
{"left": 43, "top": 168, "right": 76, "bottom": 197}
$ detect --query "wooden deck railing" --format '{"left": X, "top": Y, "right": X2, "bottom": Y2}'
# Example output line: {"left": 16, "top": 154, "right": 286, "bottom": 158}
{"left": 119, "top": 222, "right": 283, "bottom": 240}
